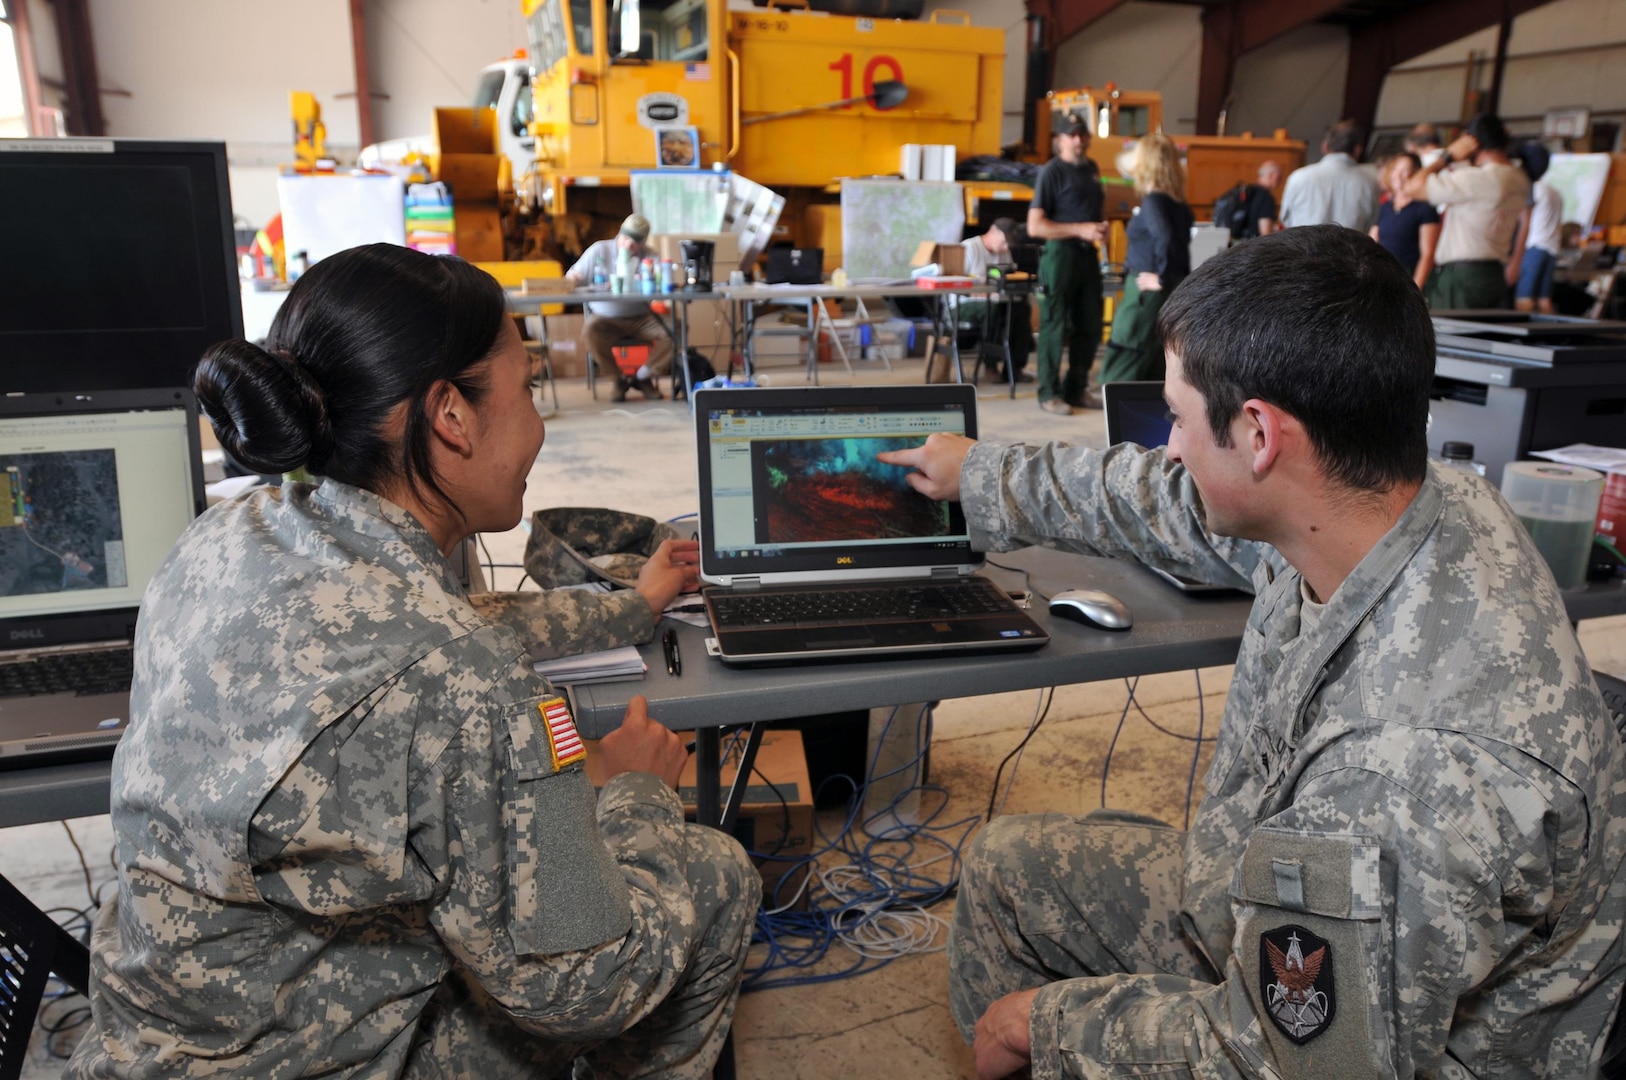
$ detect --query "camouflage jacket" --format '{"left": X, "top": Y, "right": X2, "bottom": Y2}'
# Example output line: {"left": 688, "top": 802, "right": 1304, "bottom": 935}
{"left": 962, "top": 442, "right": 1626, "bottom": 1078}
{"left": 471, "top": 588, "right": 653, "bottom": 661}
{"left": 68, "top": 481, "right": 709, "bottom": 1078}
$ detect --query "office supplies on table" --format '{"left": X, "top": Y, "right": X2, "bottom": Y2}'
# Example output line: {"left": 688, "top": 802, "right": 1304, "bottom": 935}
{"left": 693, "top": 384, "right": 1048, "bottom": 664}
{"left": 663, "top": 628, "right": 683, "bottom": 676}
{"left": 763, "top": 247, "right": 823, "bottom": 285}
{"left": 533, "top": 645, "right": 647, "bottom": 685}
{"left": 1101, "top": 381, "right": 1242, "bottom": 595}
{"left": 0, "top": 389, "right": 206, "bottom": 769}
{"left": 1049, "top": 588, "right": 1132, "bottom": 630}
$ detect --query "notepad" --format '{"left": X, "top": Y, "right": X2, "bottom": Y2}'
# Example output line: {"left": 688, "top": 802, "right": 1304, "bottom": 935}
{"left": 533, "top": 646, "right": 647, "bottom": 684}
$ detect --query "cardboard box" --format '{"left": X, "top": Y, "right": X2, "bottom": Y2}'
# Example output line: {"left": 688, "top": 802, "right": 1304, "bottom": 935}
{"left": 802, "top": 205, "right": 843, "bottom": 273}
{"left": 582, "top": 729, "right": 815, "bottom": 904}
{"left": 911, "top": 240, "right": 966, "bottom": 277}
{"left": 432, "top": 107, "right": 503, "bottom": 202}
{"left": 544, "top": 313, "right": 586, "bottom": 377}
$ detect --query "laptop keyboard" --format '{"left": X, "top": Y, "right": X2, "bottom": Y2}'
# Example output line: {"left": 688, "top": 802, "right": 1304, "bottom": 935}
{"left": 709, "top": 578, "right": 1016, "bottom": 630}
{"left": 0, "top": 647, "right": 134, "bottom": 698}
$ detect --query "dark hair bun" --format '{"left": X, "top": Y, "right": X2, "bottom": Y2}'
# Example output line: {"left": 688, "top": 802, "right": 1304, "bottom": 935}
{"left": 193, "top": 339, "right": 335, "bottom": 475}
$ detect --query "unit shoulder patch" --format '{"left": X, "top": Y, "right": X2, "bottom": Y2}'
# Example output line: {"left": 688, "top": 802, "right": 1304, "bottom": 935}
{"left": 1259, "top": 924, "right": 1335, "bottom": 1045}
{"left": 539, "top": 696, "right": 586, "bottom": 771}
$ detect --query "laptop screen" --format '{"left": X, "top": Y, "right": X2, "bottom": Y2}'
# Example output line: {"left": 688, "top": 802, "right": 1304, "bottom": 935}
{"left": 1102, "top": 381, "right": 1174, "bottom": 449}
{"left": 0, "top": 393, "right": 202, "bottom": 631}
{"left": 695, "top": 385, "right": 978, "bottom": 583}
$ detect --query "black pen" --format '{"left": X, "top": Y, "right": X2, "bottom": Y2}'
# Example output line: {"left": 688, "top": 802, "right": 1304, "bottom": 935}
{"left": 663, "top": 627, "right": 682, "bottom": 676}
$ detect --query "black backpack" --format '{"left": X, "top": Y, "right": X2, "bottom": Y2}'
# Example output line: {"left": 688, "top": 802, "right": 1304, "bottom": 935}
{"left": 672, "top": 348, "right": 716, "bottom": 399}
{"left": 1213, "top": 183, "right": 1252, "bottom": 241}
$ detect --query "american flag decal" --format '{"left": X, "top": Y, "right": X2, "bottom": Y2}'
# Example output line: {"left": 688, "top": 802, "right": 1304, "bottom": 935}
{"left": 540, "top": 697, "right": 587, "bottom": 770}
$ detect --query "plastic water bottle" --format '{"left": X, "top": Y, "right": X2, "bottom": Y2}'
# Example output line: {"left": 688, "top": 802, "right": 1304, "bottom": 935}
{"left": 1441, "top": 441, "right": 1487, "bottom": 477}
{"left": 591, "top": 252, "right": 608, "bottom": 289}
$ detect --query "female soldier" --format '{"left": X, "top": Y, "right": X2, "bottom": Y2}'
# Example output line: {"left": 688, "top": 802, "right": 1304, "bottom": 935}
{"left": 1095, "top": 133, "right": 1195, "bottom": 387}
{"left": 67, "top": 244, "right": 759, "bottom": 1080}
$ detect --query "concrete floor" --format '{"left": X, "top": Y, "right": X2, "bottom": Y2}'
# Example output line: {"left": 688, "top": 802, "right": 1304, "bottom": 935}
{"left": 6, "top": 357, "right": 1625, "bottom": 1078}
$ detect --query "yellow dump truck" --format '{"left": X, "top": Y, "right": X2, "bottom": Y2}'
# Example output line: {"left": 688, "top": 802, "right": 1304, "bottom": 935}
{"left": 446, "top": 0, "right": 1004, "bottom": 261}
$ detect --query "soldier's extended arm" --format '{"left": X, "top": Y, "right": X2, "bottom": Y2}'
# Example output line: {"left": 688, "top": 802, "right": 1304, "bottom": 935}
{"left": 469, "top": 587, "right": 655, "bottom": 660}
{"left": 958, "top": 440, "right": 1263, "bottom": 589}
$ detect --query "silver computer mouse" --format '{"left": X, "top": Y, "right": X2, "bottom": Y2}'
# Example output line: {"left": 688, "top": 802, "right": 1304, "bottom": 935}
{"left": 1048, "top": 588, "right": 1133, "bottom": 630}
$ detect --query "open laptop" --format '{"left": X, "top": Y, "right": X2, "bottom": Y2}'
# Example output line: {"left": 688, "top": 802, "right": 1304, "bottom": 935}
{"left": 0, "top": 389, "right": 206, "bottom": 768}
{"left": 693, "top": 384, "right": 1049, "bottom": 665}
{"left": 1100, "top": 381, "right": 1237, "bottom": 595}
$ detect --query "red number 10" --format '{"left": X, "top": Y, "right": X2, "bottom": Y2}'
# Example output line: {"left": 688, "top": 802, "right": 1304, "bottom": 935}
{"left": 828, "top": 53, "right": 905, "bottom": 108}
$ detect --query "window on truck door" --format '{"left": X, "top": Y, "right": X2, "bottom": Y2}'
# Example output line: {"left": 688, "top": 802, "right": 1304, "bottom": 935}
{"left": 528, "top": 0, "right": 571, "bottom": 69}
{"left": 606, "top": 0, "right": 708, "bottom": 62}
{"left": 569, "top": 0, "right": 595, "bottom": 55}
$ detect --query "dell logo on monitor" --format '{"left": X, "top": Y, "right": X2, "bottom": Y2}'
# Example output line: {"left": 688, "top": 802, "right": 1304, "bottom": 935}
{"left": 835, "top": 556, "right": 853, "bottom": 565}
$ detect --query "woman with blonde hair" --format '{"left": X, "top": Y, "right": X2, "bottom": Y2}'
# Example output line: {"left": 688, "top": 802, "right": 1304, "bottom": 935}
{"left": 1095, "top": 133, "right": 1195, "bottom": 388}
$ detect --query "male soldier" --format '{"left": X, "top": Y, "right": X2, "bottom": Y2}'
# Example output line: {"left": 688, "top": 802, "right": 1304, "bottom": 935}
{"left": 565, "top": 213, "right": 674, "bottom": 401}
{"left": 879, "top": 225, "right": 1626, "bottom": 1078}
{"left": 1028, "top": 112, "right": 1108, "bottom": 415}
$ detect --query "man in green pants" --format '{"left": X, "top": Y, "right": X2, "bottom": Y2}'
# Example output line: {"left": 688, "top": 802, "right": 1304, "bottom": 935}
{"left": 1027, "top": 112, "right": 1108, "bottom": 415}
{"left": 1404, "top": 113, "right": 1528, "bottom": 310}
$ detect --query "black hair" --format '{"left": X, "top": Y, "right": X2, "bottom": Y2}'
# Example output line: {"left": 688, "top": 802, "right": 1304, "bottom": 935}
{"left": 1157, "top": 224, "right": 1435, "bottom": 493}
{"left": 1323, "top": 119, "right": 1364, "bottom": 157}
{"left": 1465, "top": 113, "right": 1510, "bottom": 152}
{"left": 194, "top": 244, "right": 508, "bottom": 517}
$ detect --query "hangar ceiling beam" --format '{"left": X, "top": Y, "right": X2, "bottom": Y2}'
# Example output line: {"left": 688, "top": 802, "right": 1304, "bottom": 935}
{"left": 1196, "top": 0, "right": 1348, "bottom": 135}
{"left": 1026, "top": 0, "right": 1131, "bottom": 55}
{"left": 1341, "top": 0, "right": 1557, "bottom": 141}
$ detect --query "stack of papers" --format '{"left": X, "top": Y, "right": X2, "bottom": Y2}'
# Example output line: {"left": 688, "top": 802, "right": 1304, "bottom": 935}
{"left": 534, "top": 646, "right": 646, "bottom": 685}
{"left": 1531, "top": 444, "right": 1626, "bottom": 473}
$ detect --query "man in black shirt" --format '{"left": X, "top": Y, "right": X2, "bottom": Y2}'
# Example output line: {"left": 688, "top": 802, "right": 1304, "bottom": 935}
{"left": 1027, "top": 112, "right": 1108, "bottom": 414}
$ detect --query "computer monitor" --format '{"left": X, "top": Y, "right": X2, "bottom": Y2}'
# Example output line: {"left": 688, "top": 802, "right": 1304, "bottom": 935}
{"left": 0, "top": 139, "right": 243, "bottom": 394}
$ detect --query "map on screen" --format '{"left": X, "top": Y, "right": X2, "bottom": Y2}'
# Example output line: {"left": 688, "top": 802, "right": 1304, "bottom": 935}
{"left": 0, "top": 450, "right": 127, "bottom": 597}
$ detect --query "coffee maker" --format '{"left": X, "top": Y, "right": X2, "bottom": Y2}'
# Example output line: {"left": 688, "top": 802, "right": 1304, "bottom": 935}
{"left": 679, "top": 239, "right": 714, "bottom": 293}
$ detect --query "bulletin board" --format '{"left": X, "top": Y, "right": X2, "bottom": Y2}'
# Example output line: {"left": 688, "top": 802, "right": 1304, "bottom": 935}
{"left": 840, "top": 179, "right": 964, "bottom": 280}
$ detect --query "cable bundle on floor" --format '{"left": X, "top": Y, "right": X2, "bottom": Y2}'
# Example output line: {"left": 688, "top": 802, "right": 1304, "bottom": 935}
{"left": 741, "top": 706, "right": 979, "bottom": 991}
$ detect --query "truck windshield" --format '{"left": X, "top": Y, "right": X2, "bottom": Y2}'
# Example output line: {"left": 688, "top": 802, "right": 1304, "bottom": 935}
{"left": 473, "top": 69, "right": 506, "bottom": 112}
{"left": 606, "top": 0, "right": 707, "bottom": 62}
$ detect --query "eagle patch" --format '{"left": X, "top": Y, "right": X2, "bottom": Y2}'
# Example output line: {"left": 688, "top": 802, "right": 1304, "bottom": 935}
{"left": 1259, "top": 924, "right": 1335, "bottom": 1044}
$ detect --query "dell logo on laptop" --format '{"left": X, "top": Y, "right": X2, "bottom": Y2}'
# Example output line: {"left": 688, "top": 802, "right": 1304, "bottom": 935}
{"left": 10, "top": 628, "right": 45, "bottom": 641}
{"left": 836, "top": 556, "right": 853, "bottom": 565}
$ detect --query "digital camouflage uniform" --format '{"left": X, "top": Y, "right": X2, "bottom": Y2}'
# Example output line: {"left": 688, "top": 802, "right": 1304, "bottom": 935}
{"left": 66, "top": 481, "right": 759, "bottom": 1079}
{"left": 949, "top": 442, "right": 1626, "bottom": 1078}
{"left": 470, "top": 508, "right": 683, "bottom": 661}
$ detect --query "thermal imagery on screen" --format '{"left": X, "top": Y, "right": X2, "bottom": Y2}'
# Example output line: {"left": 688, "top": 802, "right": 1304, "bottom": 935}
{"left": 753, "top": 436, "right": 950, "bottom": 544}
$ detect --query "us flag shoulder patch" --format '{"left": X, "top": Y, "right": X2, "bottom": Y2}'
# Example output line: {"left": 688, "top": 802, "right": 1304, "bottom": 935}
{"left": 539, "top": 696, "right": 586, "bottom": 770}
